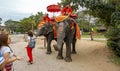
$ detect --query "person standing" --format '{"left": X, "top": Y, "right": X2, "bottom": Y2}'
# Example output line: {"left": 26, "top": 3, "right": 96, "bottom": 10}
{"left": 0, "top": 34, "right": 22, "bottom": 71}
{"left": 25, "top": 30, "right": 36, "bottom": 64}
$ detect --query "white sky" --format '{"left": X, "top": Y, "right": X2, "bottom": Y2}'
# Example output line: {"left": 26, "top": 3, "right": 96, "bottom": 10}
{"left": 0, "top": 0, "right": 61, "bottom": 24}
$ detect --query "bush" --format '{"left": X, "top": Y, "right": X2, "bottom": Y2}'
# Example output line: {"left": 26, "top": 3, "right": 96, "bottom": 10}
{"left": 106, "top": 12, "right": 120, "bottom": 56}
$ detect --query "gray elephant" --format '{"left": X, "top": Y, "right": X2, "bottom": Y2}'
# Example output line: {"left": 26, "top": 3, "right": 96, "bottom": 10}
{"left": 36, "top": 22, "right": 77, "bottom": 57}
{"left": 36, "top": 23, "right": 56, "bottom": 54}
{"left": 56, "top": 17, "right": 77, "bottom": 62}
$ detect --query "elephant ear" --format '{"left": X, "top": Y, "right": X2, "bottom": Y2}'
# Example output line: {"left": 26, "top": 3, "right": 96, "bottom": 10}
{"left": 46, "top": 23, "right": 53, "bottom": 34}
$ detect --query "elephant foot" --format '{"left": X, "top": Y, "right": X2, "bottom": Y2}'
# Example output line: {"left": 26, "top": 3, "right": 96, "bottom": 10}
{"left": 64, "top": 57, "right": 72, "bottom": 62}
{"left": 71, "top": 51, "right": 77, "bottom": 54}
{"left": 46, "top": 51, "right": 52, "bottom": 54}
{"left": 56, "top": 56, "right": 64, "bottom": 59}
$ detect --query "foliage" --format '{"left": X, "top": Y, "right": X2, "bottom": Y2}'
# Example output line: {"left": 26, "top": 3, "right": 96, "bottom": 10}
{"left": 59, "top": 0, "right": 79, "bottom": 11}
{"left": 109, "top": 54, "right": 120, "bottom": 66}
{"left": 19, "top": 18, "right": 32, "bottom": 32}
{"left": 106, "top": 12, "right": 120, "bottom": 56}
{"left": 77, "top": 12, "right": 90, "bottom": 31}
{"left": 19, "top": 12, "right": 43, "bottom": 32}
{"left": 60, "top": 0, "right": 117, "bottom": 25}
{"left": 34, "top": 12, "right": 43, "bottom": 26}
{"left": 4, "top": 19, "right": 20, "bottom": 33}
{"left": 4, "top": 12, "right": 43, "bottom": 33}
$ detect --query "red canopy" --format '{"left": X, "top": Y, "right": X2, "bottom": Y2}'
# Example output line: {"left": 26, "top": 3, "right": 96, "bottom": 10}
{"left": 47, "top": 4, "right": 61, "bottom": 12}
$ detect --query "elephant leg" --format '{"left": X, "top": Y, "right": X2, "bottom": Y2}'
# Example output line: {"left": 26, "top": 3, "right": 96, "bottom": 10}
{"left": 53, "top": 38, "right": 59, "bottom": 51}
{"left": 65, "top": 41, "right": 72, "bottom": 62}
{"left": 46, "top": 36, "right": 52, "bottom": 54}
{"left": 57, "top": 43, "right": 64, "bottom": 59}
{"left": 72, "top": 38, "right": 77, "bottom": 54}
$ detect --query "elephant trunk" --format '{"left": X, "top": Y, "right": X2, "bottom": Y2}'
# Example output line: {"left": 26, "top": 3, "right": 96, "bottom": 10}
{"left": 57, "top": 32, "right": 65, "bottom": 50}
{"left": 56, "top": 23, "right": 66, "bottom": 50}
{"left": 36, "top": 28, "right": 42, "bottom": 37}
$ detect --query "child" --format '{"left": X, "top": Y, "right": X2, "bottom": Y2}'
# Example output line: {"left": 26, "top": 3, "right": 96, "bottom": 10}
{"left": 26, "top": 30, "right": 36, "bottom": 64}
{"left": 0, "top": 34, "right": 22, "bottom": 71}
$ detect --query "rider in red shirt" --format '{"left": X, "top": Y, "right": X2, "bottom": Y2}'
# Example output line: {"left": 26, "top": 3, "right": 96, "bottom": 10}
{"left": 61, "top": 5, "right": 73, "bottom": 16}
{"left": 61, "top": 5, "right": 81, "bottom": 39}
{"left": 43, "top": 14, "right": 50, "bottom": 22}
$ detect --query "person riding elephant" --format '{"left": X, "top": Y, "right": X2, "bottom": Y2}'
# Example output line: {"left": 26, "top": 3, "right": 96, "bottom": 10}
{"left": 61, "top": 5, "right": 81, "bottom": 39}
{"left": 43, "top": 13, "right": 51, "bottom": 23}
{"left": 61, "top": 5, "right": 73, "bottom": 16}
{"left": 38, "top": 13, "right": 50, "bottom": 28}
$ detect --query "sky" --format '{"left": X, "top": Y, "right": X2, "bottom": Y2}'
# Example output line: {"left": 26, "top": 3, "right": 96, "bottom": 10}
{"left": 0, "top": 0, "right": 61, "bottom": 25}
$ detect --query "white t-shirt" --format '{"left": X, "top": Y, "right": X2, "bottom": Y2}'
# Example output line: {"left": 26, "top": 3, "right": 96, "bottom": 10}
{"left": 27, "top": 36, "right": 30, "bottom": 40}
{"left": 0, "top": 46, "right": 14, "bottom": 58}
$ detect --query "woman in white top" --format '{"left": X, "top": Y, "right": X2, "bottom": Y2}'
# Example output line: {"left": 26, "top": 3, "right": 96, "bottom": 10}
{"left": 0, "top": 34, "right": 22, "bottom": 71}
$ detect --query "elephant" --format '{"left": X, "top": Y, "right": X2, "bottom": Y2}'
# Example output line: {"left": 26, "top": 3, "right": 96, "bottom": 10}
{"left": 36, "top": 23, "right": 56, "bottom": 54}
{"left": 36, "top": 22, "right": 77, "bottom": 57}
{"left": 56, "top": 17, "right": 77, "bottom": 62}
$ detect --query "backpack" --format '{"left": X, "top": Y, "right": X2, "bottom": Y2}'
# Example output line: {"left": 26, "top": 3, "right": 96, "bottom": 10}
{"left": 0, "top": 52, "right": 4, "bottom": 65}
{"left": 28, "top": 37, "right": 35, "bottom": 48}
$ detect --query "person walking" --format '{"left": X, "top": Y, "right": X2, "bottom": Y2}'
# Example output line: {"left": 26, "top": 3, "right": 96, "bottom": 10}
{"left": 0, "top": 34, "right": 22, "bottom": 71}
{"left": 25, "top": 31, "right": 36, "bottom": 64}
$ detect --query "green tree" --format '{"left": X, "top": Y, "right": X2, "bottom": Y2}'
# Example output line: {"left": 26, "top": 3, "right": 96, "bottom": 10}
{"left": 17, "top": 11, "right": 43, "bottom": 32}
{"left": 34, "top": 12, "right": 43, "bottom": 26}
{"left": 4, "top": 19, "right": 20, "bottom": 33}
{"left": 19, "top": 18, "right": 33, "bottom": 32}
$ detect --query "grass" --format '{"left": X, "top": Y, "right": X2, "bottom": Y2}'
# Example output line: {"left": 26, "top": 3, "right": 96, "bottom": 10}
{"left": 81, "top": 33, "right": 107, "bottom": 43}
{"left": 81, "top": 35, "right": 105, "bottom": 38}
{"left": 92, "top": 40, "right": 107, "bottom": 43}
{"left": 81, "top": 33, "right": 106, "bottom": 38}
{"left": 109, "top": 55, "right": 120, "bottom": 66}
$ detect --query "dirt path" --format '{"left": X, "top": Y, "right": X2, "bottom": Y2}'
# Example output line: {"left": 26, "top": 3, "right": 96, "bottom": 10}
{"left": 10, "top": 35, "right": 120, "bottom": 71}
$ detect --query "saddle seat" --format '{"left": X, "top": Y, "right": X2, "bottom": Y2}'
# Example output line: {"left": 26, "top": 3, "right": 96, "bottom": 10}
{"left": 55, "top": 15, "right": 68, "bottom": 22}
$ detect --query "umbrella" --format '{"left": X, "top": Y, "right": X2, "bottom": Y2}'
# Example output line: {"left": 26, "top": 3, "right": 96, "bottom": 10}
{"left": 47, "top": 4, "right": 61, "bottom": 15}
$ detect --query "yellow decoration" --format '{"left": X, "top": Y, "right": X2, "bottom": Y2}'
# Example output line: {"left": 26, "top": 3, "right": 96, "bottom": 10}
{"left": 55, "top": 15, "right": 68, "bottom": 22}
